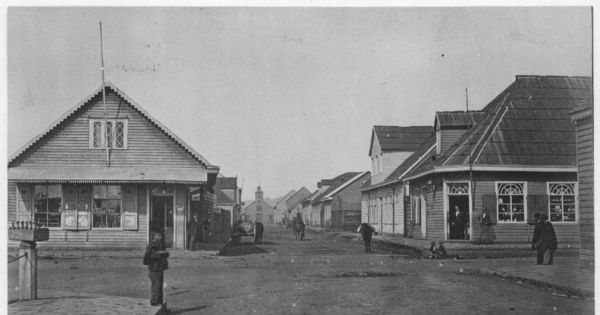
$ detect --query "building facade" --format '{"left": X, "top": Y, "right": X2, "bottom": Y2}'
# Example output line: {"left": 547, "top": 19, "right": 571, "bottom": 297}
{"left": 244, "top": 185, "right": 276, "bottom": 223}
{"left": 8, "top": 83, "right": 219, "bottom": 250}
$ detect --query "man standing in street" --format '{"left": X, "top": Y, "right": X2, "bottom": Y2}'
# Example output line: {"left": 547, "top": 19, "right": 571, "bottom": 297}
{"left": 143, "top": 231, "right": 170, "bottom": 306}
{"left": 477, "top": 208, "right": 493, "bottom": 245}
{"left": 541, "top": 214, "right": 558, "bottom": 265}
{"left": 187, "top": 212, "right": 200, "bottom": 251}
{"left": 531, "top": 213, "right": 544, "bottom": 265}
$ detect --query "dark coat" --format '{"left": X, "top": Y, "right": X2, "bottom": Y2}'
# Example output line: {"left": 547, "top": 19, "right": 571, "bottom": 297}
{"left": 143, "top": 240, "right": 169, "bottom": 272}
{"left": 541, "top": 220, "right": 558, "bottom": 250}
{"left": 532, "top": 220, "right": 544, "bottom": 246}
{"left": 359, "top": 223, "right": 377, "bottom": 241}
{"left": 187, "top": 217, "right": 200, "bottom": 237}
{"left": 479, "top": 212, "right": 492, "bottom": 226}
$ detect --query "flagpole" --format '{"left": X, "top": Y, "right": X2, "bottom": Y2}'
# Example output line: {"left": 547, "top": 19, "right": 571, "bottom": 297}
{"left": 100, "top": 21, "right": 110, "bottom": 167}
{"left": 467, "top": 88, "right": 473, "bottom": 238}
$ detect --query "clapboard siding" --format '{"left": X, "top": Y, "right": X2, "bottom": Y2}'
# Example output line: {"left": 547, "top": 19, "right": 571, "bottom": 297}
{"left": 381, "top": 151, "right": 412, "bottom": 181}
{"left": 426, "top": 187, "right": 444, "bottom": 240}
{"left": 440, "top": 129, "right": 467, "bottom": 154}
{"left": 12, "top": 92, "right": 202, "bottom": 168}
{"left": 575, "top": 116, "right": 593, "bottom": 269}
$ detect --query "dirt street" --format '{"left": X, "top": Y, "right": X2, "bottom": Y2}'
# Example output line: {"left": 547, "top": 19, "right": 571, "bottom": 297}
{"left": 7, "top": 224, "right": 594, "bottom": 314}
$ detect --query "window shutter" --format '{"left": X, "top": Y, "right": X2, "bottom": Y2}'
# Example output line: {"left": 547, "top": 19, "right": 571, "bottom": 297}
{"left": 122, "top": 185, "right": 138, "bottom": 230}
{"left": 16, "top": 185, "right": 32, "bottom": 222}
{"left": 63, "top": 185, "right": 78, "bottom": 230}
{"left": 77, "top": 186, "right": 91, "bottom": 230}
{"left": 527, "top": 194, "right": 548, "bottom": 224}
{"left": 482, "top": 194, "right": 497, "bottom": 224}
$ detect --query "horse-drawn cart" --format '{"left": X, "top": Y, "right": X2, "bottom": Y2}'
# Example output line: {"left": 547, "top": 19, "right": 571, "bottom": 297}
{"left": 231, "top": 222, "right": 255, "bottom": 245}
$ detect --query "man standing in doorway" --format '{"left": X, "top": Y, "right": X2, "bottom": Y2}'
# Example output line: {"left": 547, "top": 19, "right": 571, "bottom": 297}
{"left": 143, "top": 231, "right": 170, "bottom": 306}
{"left": 452, "top": 206, "right": 465, "bottom": 239}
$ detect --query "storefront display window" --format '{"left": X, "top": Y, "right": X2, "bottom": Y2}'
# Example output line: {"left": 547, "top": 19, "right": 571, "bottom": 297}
{"left": 497, "top": 183, "right": 525, "bottom": 222}
{"left": 93, "top": 185, "right": 122, "bottom": 228}
{"left": 34, "top": 184, "right": 62, "bottom": 227}
{"left": 548, "top": 183, "right": 576, "bottom": 222}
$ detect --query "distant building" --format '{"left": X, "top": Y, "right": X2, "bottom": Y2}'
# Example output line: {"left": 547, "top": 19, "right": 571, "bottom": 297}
{"left": 359, "top": 125, "right": 433, "bottom": 235}
{"left": 213, "top": 176, "right": 242, "bottom": 228}
{"left": 243, "top": 185, "right": 276, "bottom": 223}
{"left": 315, "top": 172, "right": 371, "bottom": 231}
{"left": 274, "top": 190, "right": 296, "bottom": 223}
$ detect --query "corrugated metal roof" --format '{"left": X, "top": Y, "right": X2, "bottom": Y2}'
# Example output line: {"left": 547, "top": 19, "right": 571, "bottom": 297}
{"left": 8, "top": 82, "right": 217, "bottom": 171}
{"left": 404, "top": 75, "right": 592, "bottom": 180}
{"left": 8, "top": 166, "right": 207, "bottom": 182}
{"left": 369, "top": 125, "right": 434, "bottom": 156}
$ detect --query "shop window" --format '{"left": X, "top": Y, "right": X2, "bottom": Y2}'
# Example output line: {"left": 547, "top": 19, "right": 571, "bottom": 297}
{"left": 548, "top": 183, "right": 576, "bottom": 222}
{"left": 497, "top": 183, "right": 525, "bottom": 222}
{"left": 34, "top": 185, "right": 62, "bottom": 227}
{"left": 93, "top": 185, "right": 122, "bottom": 228}
{"left": 89, "top": 119, "right": 128, "bottom": 149}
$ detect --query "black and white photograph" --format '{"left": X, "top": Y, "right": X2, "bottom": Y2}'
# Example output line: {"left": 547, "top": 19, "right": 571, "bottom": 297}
{"left": 3, "top": 2, "right": 596, "bottom": 314}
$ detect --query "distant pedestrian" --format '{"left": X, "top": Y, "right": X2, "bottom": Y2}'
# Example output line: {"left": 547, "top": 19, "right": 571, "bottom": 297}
{"left": 358, "top": 223, "right": 378, "bottom": 253}
{"left": 187, "top": 212, "right": 200, "bottom": 251}
{"left": 477, "top": 209, "right": 493, "bottom": 245}
{"left": 143, "top": 231, "right": 170, "bottom": 306}
{"left": 540, "top": 214, "right": 558, "bottom": 265}
{"left": 531, "top": 213, "right": 544, "bottom": 265}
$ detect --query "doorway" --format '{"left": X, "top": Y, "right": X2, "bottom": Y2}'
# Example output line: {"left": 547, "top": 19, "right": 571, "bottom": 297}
{"left": 151, "top": 196, "right": 174, "bottom": 248}
{"left": 448, "top": 195, "right": 470, "bottom": 240}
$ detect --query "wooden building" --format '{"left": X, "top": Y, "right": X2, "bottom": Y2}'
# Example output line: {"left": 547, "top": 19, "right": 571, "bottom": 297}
{"left": 570, "top": 99, "right": 594, "bottom": 270}
{"left": 320, "top": 172, "right": 370, "bottom": 231}
{"left": 283, "top": 188, "right": 312, "bottom": 222}
{"left": 213, "top": 176, "right": 242, "bottom": 227}
{"left": 274, "top": 190, "right": 296, "bottom": 223}
{"left": 243, "top": 185, "right": 276, "bottom": 223}
{"left": 360, "top": 126, "right": 433, "bottom": 235}
{"left": 402, "top": 75, "right": 591, "bottom": 244}
{"left": 309, "top": 180, "right": 333, "bottom": 228}
{"left": 8, "top": 83, "right": 219, "bottom": 250}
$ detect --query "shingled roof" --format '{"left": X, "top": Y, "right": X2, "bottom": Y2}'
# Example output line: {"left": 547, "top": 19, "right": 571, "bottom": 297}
{"left": 404, "top": 75, "right": 592, "bottom": 180}
{"left": 215, "top": 177, "right": 238, "bottom": 189}
{"left": 369, "top": 126, "right": 434, "bottom": 156}
{"left": 435, "top": 111, "right": 485, "bottom": 129}
{"left": 311, "top": 172, "right": 362, "bottom": 204}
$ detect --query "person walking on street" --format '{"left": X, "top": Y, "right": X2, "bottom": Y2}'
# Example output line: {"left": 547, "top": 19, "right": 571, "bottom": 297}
{"left": 540, "top": 214, "right": 558, "bottom": 265}
{"left": 477, "top": 208, "right": 493, "bottom": 245}
{"left": 531, "top": 213, "right": 544, "bottom": 265}
{"left": 143, "top": 231, "right": 170, "bottom": 306}
{"left": 187, "top": 212, "right": 200, "bottom": 251}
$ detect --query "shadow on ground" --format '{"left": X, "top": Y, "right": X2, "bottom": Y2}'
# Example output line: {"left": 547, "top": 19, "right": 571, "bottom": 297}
{"left": 218, "top": 242, "right": 270, "bottom": 256}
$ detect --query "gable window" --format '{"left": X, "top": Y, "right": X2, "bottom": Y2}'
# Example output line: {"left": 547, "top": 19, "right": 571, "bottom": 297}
{"left": 497, "top": 183, "right": 525, "bottom": 222}
{"left": 89, "top": 119, "right": 128, "bottom": 149}
{"left": 548, "top": 183, "right": 577, "bottom": 222}
{"left": 34, "top": 185, "right": 62, "bottom": 227}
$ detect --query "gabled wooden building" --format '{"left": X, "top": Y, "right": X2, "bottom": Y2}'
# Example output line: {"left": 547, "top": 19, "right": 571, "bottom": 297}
{"left": 243, "top": 185, "right": 276, "bottom": 223}
{"left": 8, "top": 83, "right": 219, "bottom": 250}
{"left": 359, "top": 126, "right": 433, "bottom": 235}
{"left": 403, "top": 75, "right": 591, "bottom": 244}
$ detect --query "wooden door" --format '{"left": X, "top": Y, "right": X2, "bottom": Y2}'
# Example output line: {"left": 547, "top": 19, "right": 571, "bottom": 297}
{"left": 151, "top": 196, "right": 174, "bottom": 248}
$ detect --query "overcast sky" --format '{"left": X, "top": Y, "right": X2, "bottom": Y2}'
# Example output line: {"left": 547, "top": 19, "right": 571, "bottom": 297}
{"left": 5, "top": 6, "right": 592, "bottom": 200}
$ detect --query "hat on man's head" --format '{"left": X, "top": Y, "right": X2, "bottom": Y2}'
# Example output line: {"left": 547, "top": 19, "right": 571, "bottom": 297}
{"left": 533, "top": 213, "right": 541, "bottom": 218}
{"left": 430, "top": 241, "right": 435, "bottom": 245}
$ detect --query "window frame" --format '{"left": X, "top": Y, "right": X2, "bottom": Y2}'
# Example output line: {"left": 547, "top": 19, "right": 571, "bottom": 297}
{"left": 89, "top": 119, "right": 128, "bottom": 149}
{"left": 547, "top": 182, "right": 578, "bottom": 223}
{"left": 495, "top": 181, "right": 527, "bottom": 224}
{"left": 92, "top": 184, "right": 123, "bottom": 229}
{"left": 33, "top": 184, "right": 63, "bottom": 228}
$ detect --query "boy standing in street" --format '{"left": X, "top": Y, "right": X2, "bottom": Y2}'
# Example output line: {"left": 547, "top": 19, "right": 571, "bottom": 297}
{"left": 143, "top": 231, "right": 170, "bottom": 306}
